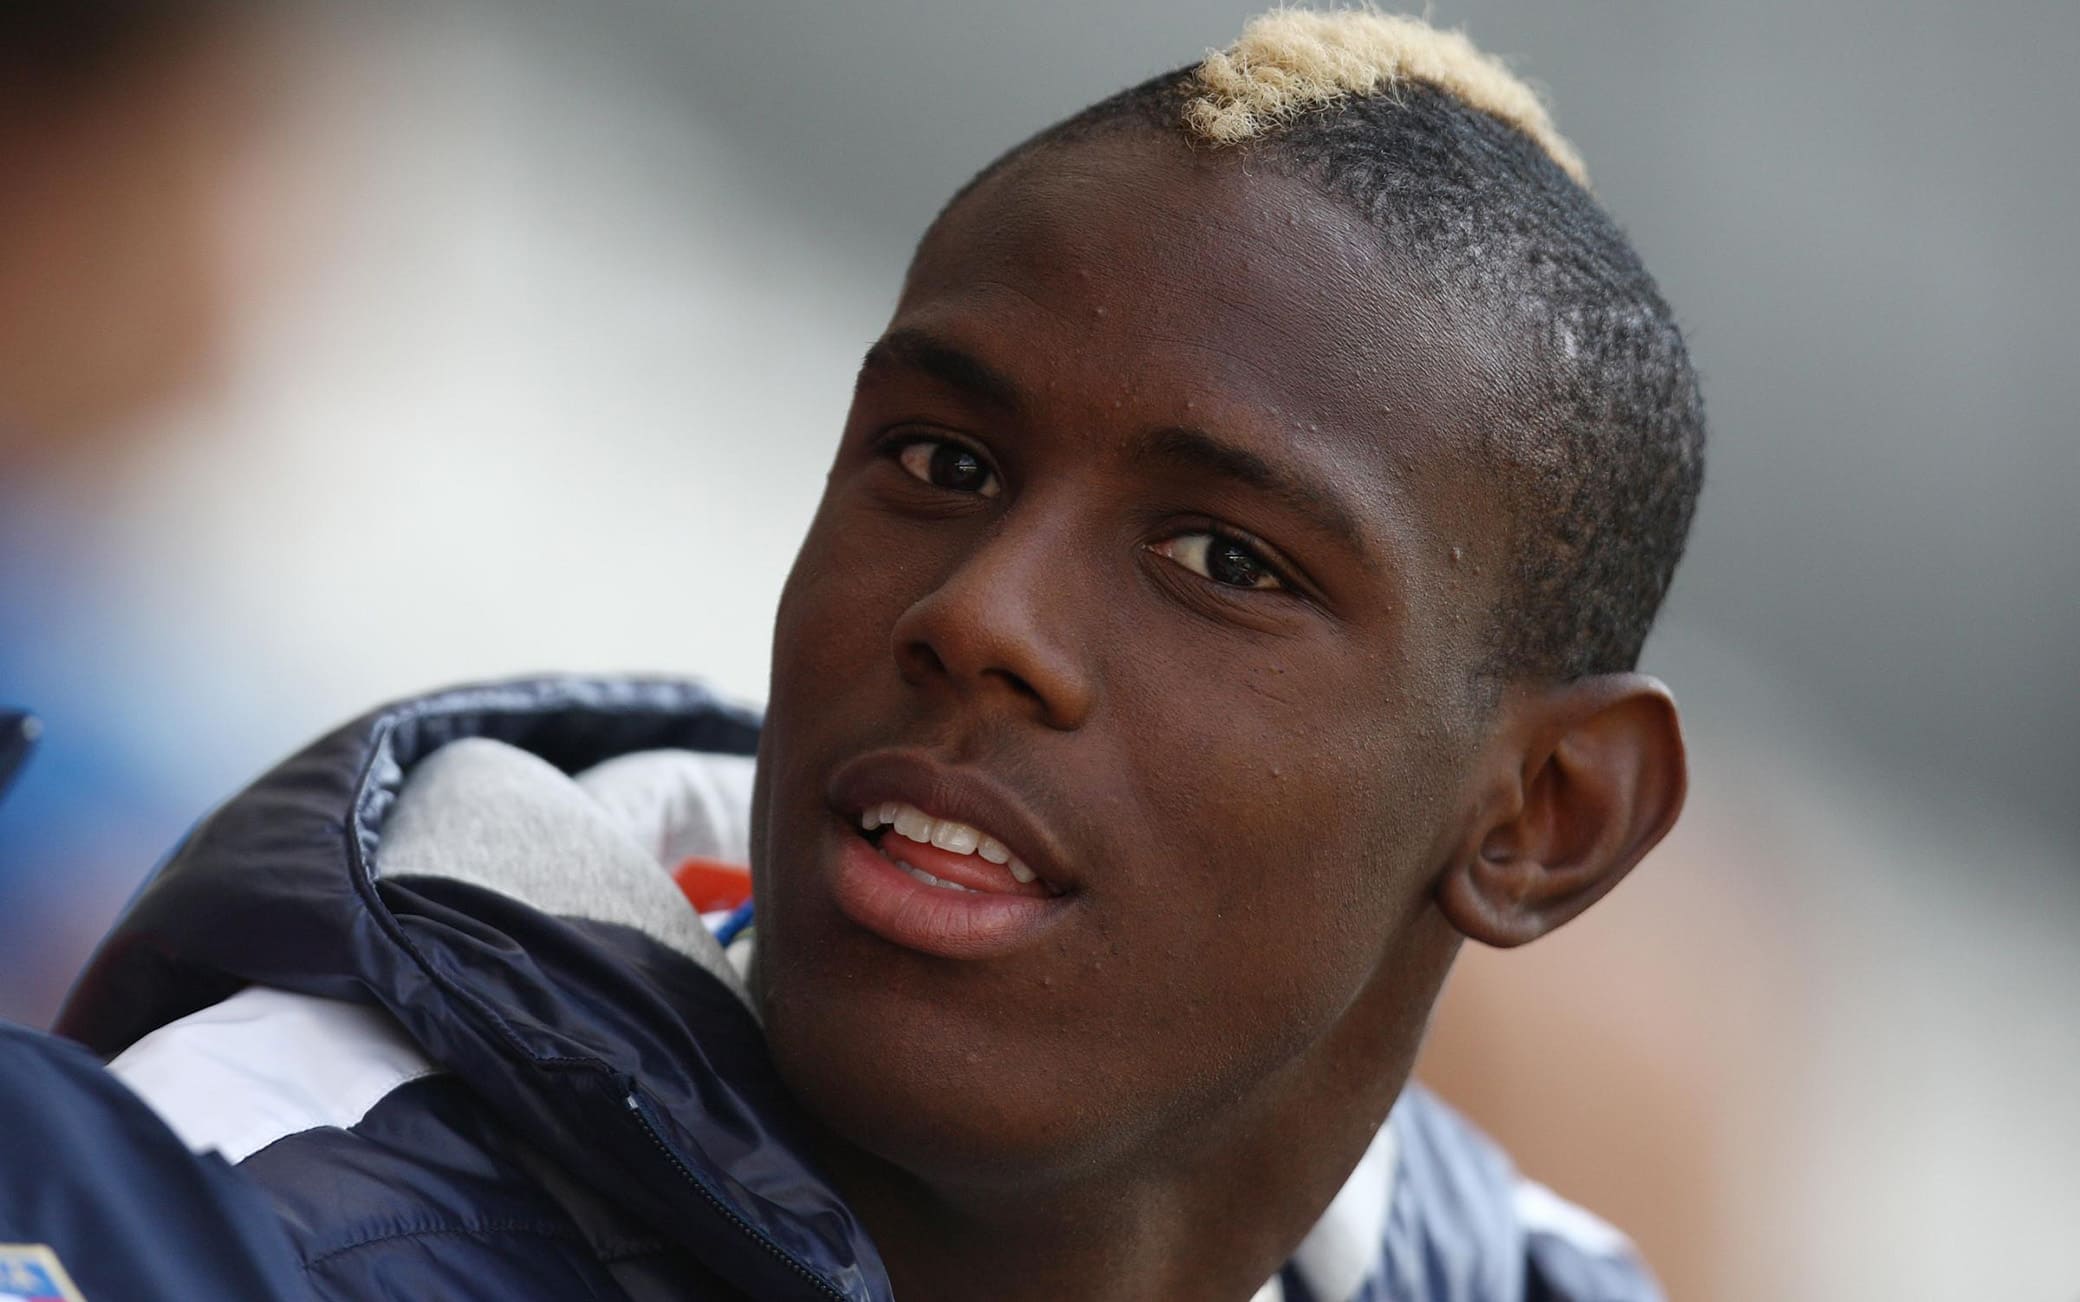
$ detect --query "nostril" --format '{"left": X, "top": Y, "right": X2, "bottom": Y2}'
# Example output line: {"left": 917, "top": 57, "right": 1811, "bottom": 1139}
{"left": 898, "top": 639, "right": 947, "bottom": 683}
{"left": 987, "top": 667, "right": 1042, "bottom": 703}
{"left": 900, "top": 637, "right": 1040, "bottom": 705}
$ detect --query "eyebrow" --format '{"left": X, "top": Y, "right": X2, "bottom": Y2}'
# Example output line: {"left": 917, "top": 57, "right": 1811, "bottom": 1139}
{"left": 860, "top": 328, "right": 1024, "bottom": 414}
{"left": 1131, "top": 425, "right": 1367, "bottom": 554}
{"left": 860, "top": 327, "right": 1366, "bottom": 555}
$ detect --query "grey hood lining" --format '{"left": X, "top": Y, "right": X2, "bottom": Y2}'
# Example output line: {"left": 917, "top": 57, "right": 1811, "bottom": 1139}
{"left": 378, "top": 737, "right": 755, "bottom": 1012}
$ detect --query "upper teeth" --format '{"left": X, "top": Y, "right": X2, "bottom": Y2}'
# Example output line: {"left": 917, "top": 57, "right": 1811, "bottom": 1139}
{"left": 860, "top": 801, "right": 1038, "bottom": 884}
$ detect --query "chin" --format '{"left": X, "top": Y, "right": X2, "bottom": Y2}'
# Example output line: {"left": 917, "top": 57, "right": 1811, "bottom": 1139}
{"left": 758, "top": 955, "right": 1120, "bottom": 1192}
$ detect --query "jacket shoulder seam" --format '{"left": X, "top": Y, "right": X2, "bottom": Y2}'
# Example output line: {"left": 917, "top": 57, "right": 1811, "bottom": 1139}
{"left": 301, "top": 1216, "right": 590, "bottom": 1269}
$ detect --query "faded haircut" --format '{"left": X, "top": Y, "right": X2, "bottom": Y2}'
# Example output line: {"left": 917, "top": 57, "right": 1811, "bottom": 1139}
{"left": 939, "top": 10, "right": 1705, "bottom": 681}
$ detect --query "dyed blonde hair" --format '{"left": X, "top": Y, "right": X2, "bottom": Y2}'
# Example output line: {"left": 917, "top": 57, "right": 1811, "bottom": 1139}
{"left": 1183, "top": 9, "right": 1588, "bottom": 187}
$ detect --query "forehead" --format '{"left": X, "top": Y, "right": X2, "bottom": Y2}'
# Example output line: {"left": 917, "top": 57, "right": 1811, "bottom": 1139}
{"left": 899, "top": 129, "right": 1505, "bottom": 546}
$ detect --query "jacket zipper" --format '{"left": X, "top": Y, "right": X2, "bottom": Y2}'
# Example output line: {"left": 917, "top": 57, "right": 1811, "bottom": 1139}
{"left": 624, "top": 1092, "right": 850, "bottom": 1301}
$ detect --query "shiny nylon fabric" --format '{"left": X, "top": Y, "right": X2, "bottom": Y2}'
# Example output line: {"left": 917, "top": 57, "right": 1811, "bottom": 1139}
{"left": 0, "top": 1021, "right": 311, "bottom": 1301}
{"left": 57, "top": 677, "right": 887, "bottom": 1302}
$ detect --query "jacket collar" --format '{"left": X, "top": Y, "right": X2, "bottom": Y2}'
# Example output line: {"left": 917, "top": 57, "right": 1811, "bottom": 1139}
{"left": 58, "top": 676, "right": 887, "bottom": 1302}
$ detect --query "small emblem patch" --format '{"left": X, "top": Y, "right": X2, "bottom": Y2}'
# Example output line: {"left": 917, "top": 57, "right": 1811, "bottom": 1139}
{"left": 0, "top": 1244, "right": 88, "bottom": 1302}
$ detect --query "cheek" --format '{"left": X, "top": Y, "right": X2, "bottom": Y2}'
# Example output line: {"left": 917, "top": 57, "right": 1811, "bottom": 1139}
{"left": 1120, "top": 659, "right": 1416, "bottom": 901}
{"left": 767, "top": 509, "right": 910, "bottom": 730}
{"left": 757, "top": 506, "right": 862, "bottom": 876}
{"left": 770, "top": 488, "right": 951, "bottom": 680}
{"left": 1090, "top": 660, "right": 1436, "bottom": 1075}
{"left": 771, "top": 509, "right": 853, "bottom": 677}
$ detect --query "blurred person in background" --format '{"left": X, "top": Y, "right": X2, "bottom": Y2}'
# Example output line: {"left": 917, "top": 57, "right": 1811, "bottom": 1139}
{"left": 0, "top": 0, "right": 257, "bottom": 453}
{"left": 0, "top": 0, "right": 298, "bottom": 1024}
{"left": 1, "top": 5, "right": 345, "bottom": 1297}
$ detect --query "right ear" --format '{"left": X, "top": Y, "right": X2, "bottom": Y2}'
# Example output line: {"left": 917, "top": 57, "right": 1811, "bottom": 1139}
{"left": 1436, "top": 674, "right": 1687, "bottom": 949}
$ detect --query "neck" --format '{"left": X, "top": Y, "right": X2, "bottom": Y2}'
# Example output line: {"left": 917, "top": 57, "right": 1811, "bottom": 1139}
{"left": 820, "top": 918, "right": 1457, "bottom": 1302}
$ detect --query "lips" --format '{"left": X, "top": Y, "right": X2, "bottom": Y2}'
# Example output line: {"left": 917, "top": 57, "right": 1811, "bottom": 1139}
{"left": 823, "top": 750, "right": 1077, "bottom": 959}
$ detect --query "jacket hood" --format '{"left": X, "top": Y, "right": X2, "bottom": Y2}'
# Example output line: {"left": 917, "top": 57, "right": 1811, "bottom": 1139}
{"left": 58, "top": 676, "right": 888, "bottom": 1302}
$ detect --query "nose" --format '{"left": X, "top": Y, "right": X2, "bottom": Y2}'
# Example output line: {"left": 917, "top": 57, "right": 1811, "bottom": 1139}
{"left": 890, "top": 515, "right": 1096, "bottom": 731}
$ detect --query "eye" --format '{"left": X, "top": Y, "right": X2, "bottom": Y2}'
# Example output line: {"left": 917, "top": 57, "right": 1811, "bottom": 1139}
{"left": 894, "top": 438, "right": 1001, "bottom": 498}
{"left": 1149, "top": 531, "right": 1285, "bottom": 591}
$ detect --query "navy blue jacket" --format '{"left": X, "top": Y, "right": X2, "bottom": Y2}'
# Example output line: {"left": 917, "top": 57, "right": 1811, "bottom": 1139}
{"left": 2, "top": 710, "right": 310, "bottom": 1301}
{"left": 0, "top": 1022, "right": 312, "bottom": 1301}
{"left": 47, "top": 679, "right": 1659, "bottom": 1301}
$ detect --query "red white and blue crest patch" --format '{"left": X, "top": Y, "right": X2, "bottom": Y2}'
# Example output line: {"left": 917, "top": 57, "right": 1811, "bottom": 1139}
{"left": 0, "top": 1244, "right": 87, "bottom": 1302}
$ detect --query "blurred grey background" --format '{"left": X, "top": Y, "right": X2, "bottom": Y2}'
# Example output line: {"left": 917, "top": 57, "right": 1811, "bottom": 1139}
{"left": 2, "top": 2, "right": 2074, "bottom": 1299}
{"left": 623, "top": 0, "right": 2080, "bottom": 843}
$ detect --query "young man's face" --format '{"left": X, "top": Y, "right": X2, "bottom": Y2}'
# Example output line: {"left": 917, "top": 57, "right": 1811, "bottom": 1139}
{"left": 750, "top": 128, "right": 1517, "bottom": 1188}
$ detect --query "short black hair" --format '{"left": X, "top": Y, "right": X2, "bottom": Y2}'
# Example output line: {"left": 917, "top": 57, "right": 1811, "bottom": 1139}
{"left": 940, "top": 60, "right": 1705, "bottom": 682}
